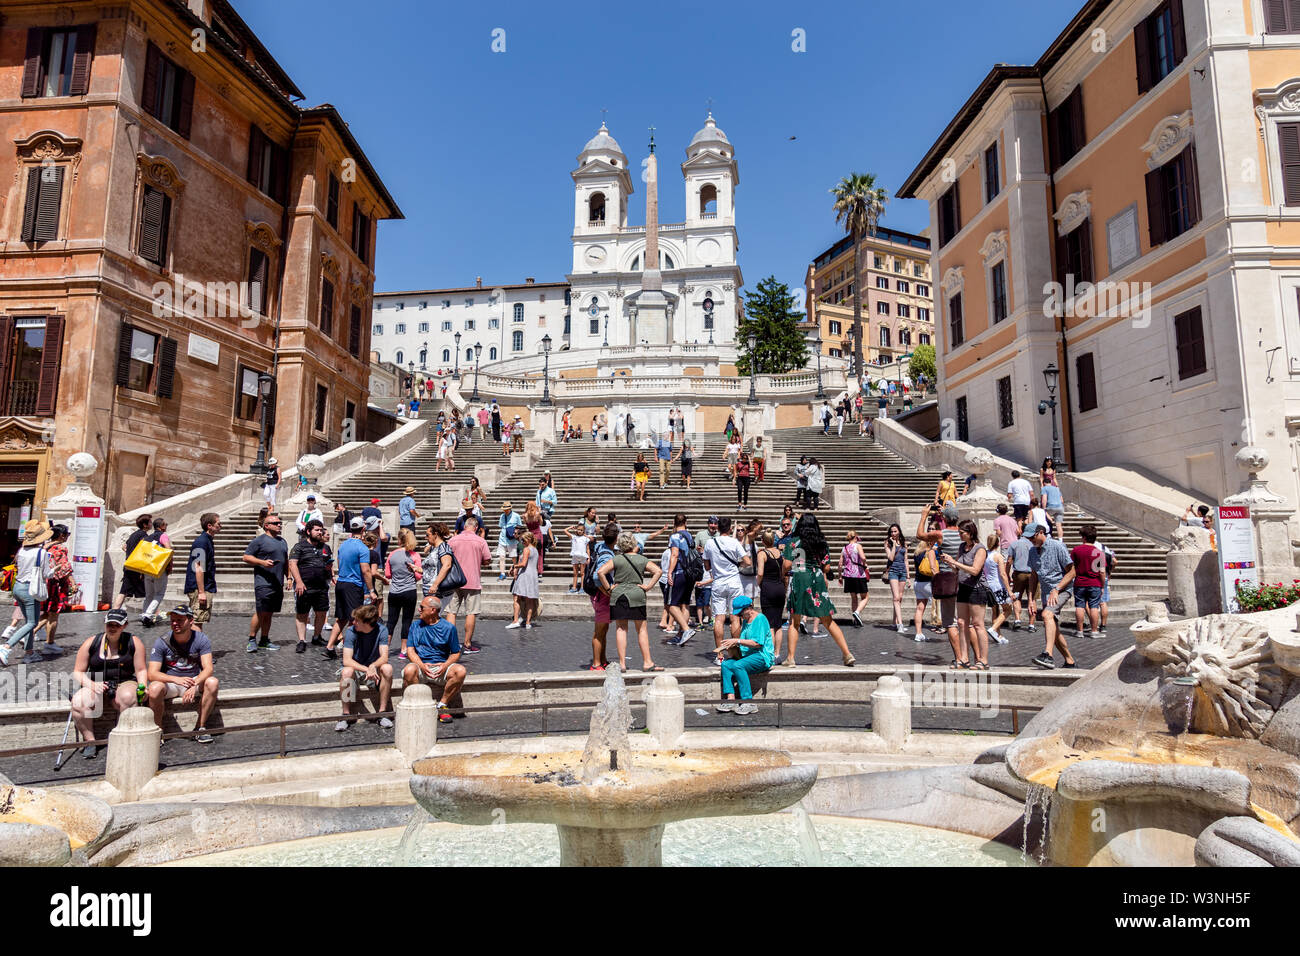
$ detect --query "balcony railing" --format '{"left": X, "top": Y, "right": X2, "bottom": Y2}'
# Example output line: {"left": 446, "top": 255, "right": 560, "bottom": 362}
{"left": 6, "top": 380, "right": 37, "bottom": 417}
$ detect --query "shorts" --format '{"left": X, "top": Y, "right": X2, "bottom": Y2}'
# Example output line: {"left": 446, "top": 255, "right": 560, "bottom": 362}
{"left": 185, "top": 590, "right": 213, "bottom": 624}
{"left": 1100, "top": 583, "right": 1110, "bottom": 604}
{"left": 610, "top": 596, "right": 646, "bottom": 621}
{"left": 160, "top": 680, "right": 203, "bottom": 701}
{"left": 1012, "top": 504, "right": 1030, "bottom": 520}
{"left": 913, "top": 580, "right": 933, "bottom": 601}
{"left": 957, "top": 583, "right": 991, "bottom": 607}
{"left": 710, "top": 582, "right": 743, "bottom": 617}
{"left": 407, "top": 665, "right": 448, "bottom": 687}
{"left": 295, "top": 589, "right": 330, "bottom": 614}
{"left": 335, "top": 581, "right": 365, "bottom": 623}
{"left": 341, "top": 667, "right": 386, "bottom": 702}
{"left": 844, "top": 576, "right": 869, "bottom": 594}
{"left": 681, "top": 459, "right": 693, "bottom": 477}
{"left": 1012, "top": 571, "right": 1034, "bottom": 596}
{"left": 255, "top": 589, "right": 284, "bottom": 614}
{"left": 1048, "top": 508, "right": 1064, "bottom": 527}
{"left": 444, "top": 587, "right": 481, "bottom": 617}
{"left": 1073, "top": 585, "right": 1102, "bottom": 609}
{"left": 885, "top": 571, "right": 907, "bottom": 583}
{"left": 119, "top": 572, "right": 146, "bottom": 599}
{"left": 695, "top": 585, "right": 712, "bottom": 610}
{"left": 495, "top": 543, "right": 519, "bottom": 558}
{"left": 668, "top": 578, "right": 692, "bottom": 606}
{"left": 988, "top": 587, "right": 1011, "bottom": 607}
{"left": 591, "top": 590, "right": 611, "bottom": 624}
{"left": 1040, "top": 583, "right": 1074, "bottom": 612}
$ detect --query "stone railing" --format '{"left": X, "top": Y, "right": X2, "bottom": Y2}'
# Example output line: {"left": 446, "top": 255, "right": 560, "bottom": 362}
{"left": 482, "top": 343, "right": 732, "bottom": 378}
{"left": 473, "top": 367, "right": 848, "bottom": 404}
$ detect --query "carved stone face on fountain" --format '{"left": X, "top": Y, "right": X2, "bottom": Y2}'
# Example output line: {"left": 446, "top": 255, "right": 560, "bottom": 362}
{"left": 1161, "top": 617, "right": 1283, "bottom": 738}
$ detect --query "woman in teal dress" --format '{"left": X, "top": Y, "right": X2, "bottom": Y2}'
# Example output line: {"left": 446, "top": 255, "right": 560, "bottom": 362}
{"left": 782, "top": 514, "right": 856, "bottom": 668}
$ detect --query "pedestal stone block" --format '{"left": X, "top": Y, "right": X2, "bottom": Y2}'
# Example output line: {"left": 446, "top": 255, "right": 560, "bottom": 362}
{"left": 509, "top": 452, "right": 535, "bottom": 472}
{"left": 524, "top": 438, "right": 547, "bottom": 459}
{"left": 644, "top": 674, "right": 685, "bottom": 747}
{"left": 396, "top": 683, "right": 438, "bottom": 763}
{"left": 1167, "top": 527, "right": 1221, "bottom": 617}
{"left": 105, "top": 706, "right": 161, "bottom": 802}
{"left": 766, "top": 451, "right": 787, "bottom": 474}
{"left": 830, "top": 485, "right": 859, "bottom": 512}
{"left": 871, "top": 674, "right": 912, "bottom": 753}
{"left": 529, "top": 405, "right": 560, "bottom": 445}
{"left": 474, "top": 464, "right": 501, "bottom": 493}
{"left": 440, "top": 485, "right": 467, "bottom": 512}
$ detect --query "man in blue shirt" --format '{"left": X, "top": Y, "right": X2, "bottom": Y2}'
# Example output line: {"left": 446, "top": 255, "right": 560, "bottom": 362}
{"left": 399, "top": 486, "right": 420, "bottom": 531}
{"left": 1026, "top": 523, "right": 1076, "bottom": 671}
{"left": 402, "top": 595, "right": 465, "bottom": 722}
{"left": 655, "top": 433, "right": 673, "bottom": 488}
{"left": 324, "top": 518, "right": 375, "bottom": 661}
{"left": 535, "top": 476, "right": 557, "bottom": 520}
{"left": 663, "top": 513, "right": 698, "bottom": 645}
{"left": 497, "top": 502, "right": 522, "bottom": 580}
{"left": 183, "top": 512, "right": 220, "bottom": 624}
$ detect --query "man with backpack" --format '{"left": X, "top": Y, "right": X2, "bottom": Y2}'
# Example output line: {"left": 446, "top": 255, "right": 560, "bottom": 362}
{"left": 663, "top": 514, "right": 699, "bottom": 646}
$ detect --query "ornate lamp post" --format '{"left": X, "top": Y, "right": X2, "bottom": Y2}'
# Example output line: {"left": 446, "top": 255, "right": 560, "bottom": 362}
{"left": 745, "top": 328, "right": 759, "bottom": 405}
{"left": 453, "top": 330, "right": 462, "bottom": 380}
{"left": 540, "top": 333, "right": 553, "bottom": 405}
{"left": 1039, "top": 362, "right": 1064, "bottom": 469}
{"left": 407, "top": 361, "right": 415, "bottom": 400}
{"left": 471, "top": 341, "right": 483, "bottom": 402}
{"left": 813, "top": 328, "right": 826, "bottom": 399}
{"left": 251, "top": 371, "right": 275, "bottom": 474}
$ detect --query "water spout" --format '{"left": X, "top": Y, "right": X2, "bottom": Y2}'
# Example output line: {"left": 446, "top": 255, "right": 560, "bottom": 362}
{"left": 580, "top": 664, "right": 633, "bottom": 783}
{"left": 394, "top": 807, "right": 432, "bottom": 865}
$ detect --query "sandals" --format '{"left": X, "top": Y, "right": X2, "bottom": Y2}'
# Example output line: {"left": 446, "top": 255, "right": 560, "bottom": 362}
{"left": 842, "top": 656, "right": 856, "bottom": 667}
{"left": 970, "top": 661, "right": 989, "bottom": 671}
{"left": 949, "top": 659, "right": 970, "bottom": 669}
{"left": 643, "top": 664, "right": 665, "bottom": 672}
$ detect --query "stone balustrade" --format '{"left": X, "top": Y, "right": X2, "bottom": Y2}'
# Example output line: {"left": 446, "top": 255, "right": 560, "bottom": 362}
{"left": 471, "top": 369, "right": 848, "bottom": 403}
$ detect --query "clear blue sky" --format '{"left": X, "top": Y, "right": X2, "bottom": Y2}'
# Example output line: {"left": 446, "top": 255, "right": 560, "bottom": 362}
{"left": 239, "top": 0, "right": 1082, "bottom": 296}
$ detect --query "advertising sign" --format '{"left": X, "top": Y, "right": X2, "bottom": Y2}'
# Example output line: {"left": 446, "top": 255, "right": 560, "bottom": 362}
{"left": 71, "top": 505, "right": 105, "bottom": 607}
{"left": 1215, "top": 505, "right": 1259, "bottom": 614}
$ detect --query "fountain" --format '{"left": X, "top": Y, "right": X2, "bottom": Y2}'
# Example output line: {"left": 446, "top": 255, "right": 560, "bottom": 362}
{"left": 409, "top": 665, "right": 819, "bottom": 866}
{"left": 0, "top": 784, "right": 113, "bottom": 866}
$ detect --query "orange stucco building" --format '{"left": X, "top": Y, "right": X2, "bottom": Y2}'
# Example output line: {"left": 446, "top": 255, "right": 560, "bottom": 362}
{"left": 0, "top": 0, "right": 400, "bottom": 552}
{"left": 899, "top": 0, "right": 1300, "bottom": 517}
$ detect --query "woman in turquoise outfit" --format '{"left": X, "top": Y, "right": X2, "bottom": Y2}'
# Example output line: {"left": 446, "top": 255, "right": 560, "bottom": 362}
{"left": 782, "top": 514, "right": 856, "bottom": 668}
{"left": 716, "top": 595, "right": 774, "bottom": 715}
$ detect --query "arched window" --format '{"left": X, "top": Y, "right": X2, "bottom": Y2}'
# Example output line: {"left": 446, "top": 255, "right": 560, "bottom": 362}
{"left": 588, "top": 192, "right": 606, "bottom": 224}
{"left": 489, "top": 346, "right": 498, "bottom": 360}
{"left": 513, "top": 303, "right": 524, "bottom": 322}
{"left": 663, "top": 253, "right": 674, "bottom": 270}
{"left": 880, "top": 327, "right": 891, "bottom": 348}
{"left": 466, "top": 348, "right": 473, "bottom": 362}
{"left": 699, "top": 183, "right": 717, "bottom": 217}
{"left": 419, "top": 347, "right": 427, "bottom": 366}
{"left": 441, "top": 349, "right": 450, "bottom": 363}
{"left": 512, "top": 330, "right": 524, "bottom": 351}
{"left": 395, "top": 350, "right": 404, "bottom": 365}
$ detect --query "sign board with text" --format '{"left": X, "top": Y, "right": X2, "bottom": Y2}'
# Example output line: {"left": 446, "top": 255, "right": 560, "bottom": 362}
{"left": 1215, "top": 505, "right": 1259, "bottom": 614}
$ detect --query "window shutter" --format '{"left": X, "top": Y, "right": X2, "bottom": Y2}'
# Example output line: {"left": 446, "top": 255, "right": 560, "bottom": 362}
{"left": 952, "top": 183, "right": 961, "bottom": 237}
{"left": 138, "top": 187, "right": 166, "bottom": 264}
{"left": 115, "top": 322, "right": 134, "bottom": 387}
{"left": 21, "top": 28, "right": 46, "bottom": 99}
{"left": 156, "top": 336, "right": 178, "bottom": 398}
{"left": 34, "top": 315, "right": 64, "bottom": 416}
{"left": 327, "top": 174, "right": 339, "bottom": 228}
{"left": 1135, "top": 15, "right": 1154, "bottom": 94}
{"left": 1055, "top": 232, "right": 1068, "bottom": 285}
{"left": 349, "top": 305, "right": 362, "bottom": 356}
{"left": 1280, "top": 123, "right": 1300, "bottom": 205}
{"left": 248, "top": 249, "right": 268, "bottom": 313}
{"left": 265, "top": 378, "right": 277, "bottom": 435}
{"left": 1184, "top": 143, "right": 1202, "bottom": 225}
{"left": 1075, "top": 353, "right": 1098, "bottom": 412}
{"left": 176, "top": 70, "right": 195, "bottom": 139}
{"left": 1047, "top": 108, "right": 1062, "bottom": 172}
{"left": 320, "top": 279, "right": 334, "bottom": 336}
{"left": 1169, "top": 0, "right": 1187, "bottom": 63}
{"left": 274, "top": 143, "right": 290, "bottom": 205}
{"left": 246, "top": 125, "right": 263, "bottom": 184}
{"left": 0, "top": 316, "right": 13, "bottom": 412}
{"left": 1287, "top": 0, "right": 1300, "bottom": 31}
{"left": 20, "top": 168, "right": 42, "bottom": 242}
{"left": 1077, "top": 220, "right": 1094, "bottom": 284}
{"left": 141, "top": 43, "right": 160, "bottom": 117}
{"left": 1069, "top": 87, "right": 1086, "bottom": 158}
{"left": 69, "top": 25, "right": 96, "bottom": 95}
{"left": 34, "top": 165, "right": 64, "bottom": 243}
{"left": 1145, "top": 167, "right": 1168, "bottom": 245}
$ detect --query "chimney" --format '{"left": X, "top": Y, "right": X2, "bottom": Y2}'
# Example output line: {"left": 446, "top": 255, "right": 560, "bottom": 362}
{"left": 526, "top": 277, "right": 535, "bottom": 285}
{"left": 475, "top": 277, "right": 482, "bottom": 289}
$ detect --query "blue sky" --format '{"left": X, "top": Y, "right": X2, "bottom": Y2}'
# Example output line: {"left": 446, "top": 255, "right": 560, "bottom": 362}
{"left": 240, "top": 0, "right": 1083, "bottom": 296}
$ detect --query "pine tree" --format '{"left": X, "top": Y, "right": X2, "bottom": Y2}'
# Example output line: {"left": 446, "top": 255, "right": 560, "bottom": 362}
{"left": 737, "top": 276, "right": 810, "bottom": 375}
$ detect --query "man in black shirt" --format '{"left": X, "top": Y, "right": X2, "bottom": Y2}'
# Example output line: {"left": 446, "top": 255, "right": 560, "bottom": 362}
{"left": 183, "top": 513, "right": 220, "bottom": 624}
{"left": 242, "top": 513, "right": 289, "bottom": 652}
{"left": 288, "top": 520, "right": 334, "bottom": 654}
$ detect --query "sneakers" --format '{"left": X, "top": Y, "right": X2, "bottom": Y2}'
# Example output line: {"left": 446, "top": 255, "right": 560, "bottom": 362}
{"left": 1061, "top": 660, "right": 1077, "bottom": 668}
{"left": 81, "top": 744, "right": 100, "bottom": 760}
{"left": 988, "top": 629, "right": 1008, "bottom": 645}
{"left": 1098, "top": 625, "right": 1108, "bottom": 634}
{"left": 735, "top": 702, "right": 759, "bottom": 716}
{"left": 322, "top": 647, "right": 337, "bottom": 661}
{"left": 0, "top": 646, "right": 11, "bottom": 667}
{"left": 897, "top": 625, "right": 910, "bottom": 635}
{"left": 295, "top": 640, "right": 306, "bottom": 654}
{"left": 1026, "top": 623, "right": 1038, "bottom": 633}
{"left": 1082, "top": 628, "right": 1096, "bottom": 639}
{"left": 334, "top": 719, "right": 350, "bottom": 733}
{"left": 258, "top": 638, "right": 277, "bottom": 651}
{"left": 851, "top": 612, "right": 862, "bottom": 627}
{"left": 310, "top": 635, "right": 328, "bottom": 646}
{"left": 913, "top": 632, "right": 927, "bottom": 642}
{"left": 1031, "top": 653, "right": 1056, "bottom": 669}
{"left": 438, "top": 710, "right": 453, "bottom": 724}
{"left": 524, "top": 622, "right": 534, "bottom": 629}
{"left": 505, "top": 620, "right": 522, "bottom": 629}
{"left": 669, "top": 629, "right": 696, "bottom": 648}
{"left": 195, "top": 728, "right": 215, "bottom": 744}
{"left": 397, "top": 650, "right": 409, "bottom": 660}
{"left": 798, "top": 621, "right": 808, "bottom": 635}
{"left": 246, "top": 637, "right": 258, "bottom": 653}
{"left": 378, "top": 716, "right": 394, "bottom": 729}
{"left": 461, "top": 644, "right": 482, "bottom": 655}
{"left": 497, "top": 573, "right": 508, "bottom": 581}
{"left": 716, "top": 700, "right": 737, "bottom": 713}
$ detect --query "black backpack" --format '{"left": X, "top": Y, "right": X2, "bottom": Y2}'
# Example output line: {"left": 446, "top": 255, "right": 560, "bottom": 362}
{"left": 677, "top": 532, "right": 704, "bottom": 584}
{"left": 582, "top": 539, "right": 603, "bottom": 596}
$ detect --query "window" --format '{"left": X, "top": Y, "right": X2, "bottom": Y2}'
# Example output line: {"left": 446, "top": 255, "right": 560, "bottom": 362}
{"left": 371, "top": 322, "right": 381, "bottom": 337}
{"left": 349, "top": 305, "right": 362, "bottom": 357}
{"left": 321, "top": 280, "right": 335, "bottom": 336}
{"left": 938, "top": 183, "right": 961, "bottom": 246}
{"left": 326, "top": 173, "right": 339, "bottom": 230}
{"left": 898, "top": 304, "right": 911, "bottom": 318}
{"left": 990, "top": 261, "right": 1008, "bottom": 324}
{"left": 512, "top": 330, "right": 524, "bottom": 351}
{"left": 876, "top": 301, "right": 890, "bottom": 315}
{"left": 137, "top": 186, "right": 172, "bottom": 267}
{"left": 917, "top": 307, "right": 931, "bottom": 322}
{"left": 436, "top": 320, "right": 449, "bottom": 332}
{"left": 1075, "top": 352, "right": 1098, "bottom": 412}
{"left": 313, "top": 384, "right": 328, "bottom": 433}
{"left": 589, "top": 318, "right": 600, "bottom": 335}
{"left": 442, "top": 299, "right": 451, "bottom": 308}
{"left": 1173, "top": 305, "right": 1207, "bottom": 379}
{"left": 246, "top": 126, "right": 288, "bottom": 203}
{"left": 418, "top": 322, "right": 429, "bottom": 333}
{"left": 829, "top": 320, "right": 842, "bottom": 335}
{"left": 563, "top": 315, "right": 570, "bottom": 334}
{"left": 894, "top": 261, "right": 905, "bottom": 273}
{"left": 1048, "top": 86, "right": 1086, "bottom": 172}
{"left": 539, "top": 294, "right": 546, "bottom": 303}
{"left": 465, "top": 319, "right": 475, "bottom": 330}
{"left": 1145, "top": 146, "right": 1201, "bottom": 245}
{"left": 0, "top": 316, "right": 65, "bottom": 416}
{"left": 892, "top": 280, "right": 906, "bottom": 294}
{"left": 876, "top": 276, "right": 889, "bottom": 289}
{"left": 1264, "top": 0, "right": 1300, "bottom": 32}
{"left": 441, "top": 349, "right": 450, "bottom": 363}
{"left": 880, "top": 327, "right": 891, "bottom": 348}
{"left": 955, "top": 396, "right": 969, "bottom": 441}
{"left": 588, "top": 192, "right": 606, "bottom": 223}
{"left": 914, "top": 263, "right": 925, "bottom": 278}
{"left": 351, "top": 206, "right": 370, "bottom": 265}
{"left": 395, "top": 323, "right": 406, "bottom": 334}
{"left": 874, "top": 255, "right": 884, "bottom": 268}
{"left": 899, "top": 328, "right": 912, "bottom": 346}
{"left": 235, "top": 366, "right": 260, "bottom": 421}
{"left": 919, "top": 333, "right": 931, "bottom": 345}
{"left": 489, "top": 347, "right": 498, "bottom": 360}
{"left": 1135, "top": 0, "right": 1186, "bottom": 94}
{"left": 115, "top": 323, "right": 176, "bottom": 397}
{"left": 997, "top": 376, "right": 1014, "bottom": 428}
{"left": 1057, "top": 219, "right": 1094, "bottom": 285}
{"left": 488, "top": 318, "right": 499, "bottom": 330}
{"left": 948, "top": 294, "right": 964, "bottom": 348}
{"left": 141, "top": 43, "right": 194, "bottom": 138}
{"left": 984, "top": 142, "right": 1000, "bottom": 203}
{"left": 418, "top": 346, "right": 427, "bottom": 367}
{"left": 395, "top": 350, "right": 403, "bottom": 365}
{"left": 344, "top": 401, "right": 356, "bottom": 435}
{"left": 464, "top": 298, "right": 473, "bottom": 307}
{"left": 1278, "top": 123, "right": 1300, "bottom": 205}
{"left": 917, "top": 284, "right": 930, "bottom": 297}
{"left": 20, "top": 165, "right": 65, "bottom": 244}
{"left": 513, "top": 304, "right": 524, "bottom": 322}
{"left": 247, "top": 248, "right": 269, "bottom": 314}
{"left": 22, "top": 26, "right": 95, "bottom": 99}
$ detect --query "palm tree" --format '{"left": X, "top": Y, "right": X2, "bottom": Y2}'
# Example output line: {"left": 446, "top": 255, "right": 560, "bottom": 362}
{"left": 831, "top": 173, "right": 889, "bottom": 383}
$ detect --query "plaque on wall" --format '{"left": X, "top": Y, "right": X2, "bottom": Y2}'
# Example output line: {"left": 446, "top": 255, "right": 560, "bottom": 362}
{"left": 1106, "top": 204, "right": 1140, "bottom": 273}
{"left": 187, "top": 333, "right": 220, "bottom": 366}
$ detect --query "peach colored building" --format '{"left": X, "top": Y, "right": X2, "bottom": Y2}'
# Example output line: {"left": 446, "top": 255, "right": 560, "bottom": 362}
{"left": 899, "top": 0, "right": 1300, "bottom": 514}
{"left": 803, "top": 226, "right": 935, "bottom": 368}
{"left": 0, "top": 0, "right": 400, "bottom": 544}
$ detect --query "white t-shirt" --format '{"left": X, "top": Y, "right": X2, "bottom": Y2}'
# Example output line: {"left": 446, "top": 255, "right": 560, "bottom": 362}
{"left": 569, "top": 533, "right": 590, "bottom": 560}
{"left": 1008, "top": 478, "right": 1034, "bottom": 505}
{"left": 1029, "top": 506, "right": 1049, "bottom": 529}
{"left": 703, "top": 534, "right": 745, "bottom": 590}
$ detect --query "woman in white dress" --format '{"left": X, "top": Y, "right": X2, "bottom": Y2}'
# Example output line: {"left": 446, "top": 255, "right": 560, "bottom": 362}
{"left": 507, "top": 531, "right": 541, "bottom": 629}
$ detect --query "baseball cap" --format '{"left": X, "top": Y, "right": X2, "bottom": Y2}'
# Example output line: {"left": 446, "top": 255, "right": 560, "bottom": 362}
{"left": 105, "top": 609, "right": 129, "bottom": 626}
{"left": 708, "top": 515, "right": 719, "bottom": 524}
{"left": 349, "top": 517, "right": 364, "bottom": 531}
{"left": 942, "top": 503, "right": 959, "bottom": 522}
{"left": 731, "top": 595, "right": 753, "bottom": 612}
{"left": 370, "top": 498, "right": 381, "bottom": 505}
{"left": 168, "top": 605, "right": 194, "bottom": 618}
{"left": 1024, "top": 522, "right": 1046, "bottom": 536}
{"left": 363, "top": 515, "right": 381, "bottom": 531}
{"left": 306, "top": 494, "right": 316, "bottom": 501}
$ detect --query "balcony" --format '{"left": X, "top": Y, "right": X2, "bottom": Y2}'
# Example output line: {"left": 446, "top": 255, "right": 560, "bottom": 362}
{"left": 588, "top": 218, "right": 606, "bottom": 227}
{"left": 6, "top": 380, "right": 37, "bottom": 417}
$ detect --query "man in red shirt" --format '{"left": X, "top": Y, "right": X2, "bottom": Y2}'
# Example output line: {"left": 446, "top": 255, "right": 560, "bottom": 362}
{"left": 445, "top": 514, "right": 492, "bottom": 653}
{"left": 1068, "top": 524, "right": 1107, "bottom": 638}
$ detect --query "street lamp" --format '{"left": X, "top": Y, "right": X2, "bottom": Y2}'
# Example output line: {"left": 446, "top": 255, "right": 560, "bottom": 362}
{"left": 1039, "top": 362, "right": 1065, "bottom": 468}
{"left": 745, "top": 327, "right": 759, "bottom": 405}
{"left": 813, "top": 328, "right": 826, "bottom": 399}
{"left": 540, "top": 333, "right": 553, "bottom": 405}
{"left": 453, "top": 331, "right": 462, "bottom": 380}
{"left": 251, "top": 371, "right": 274, "bottom": 474}
{"left": 471, "top": 341, "right": 483, "bottom": 402}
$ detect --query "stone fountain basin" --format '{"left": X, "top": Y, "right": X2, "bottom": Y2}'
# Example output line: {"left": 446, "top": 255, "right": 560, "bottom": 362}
{"left": 411, "top": 748, "right": 818, "bottom": 829}
{"left": 0, "top": 784, "right": 114, "bottom": 865}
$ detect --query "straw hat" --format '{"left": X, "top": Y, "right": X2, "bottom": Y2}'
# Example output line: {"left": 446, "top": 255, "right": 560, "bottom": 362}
{"left": 22, "top": 521, "right": 53, "bottom": 545}
{"left": 404, "top": 486, "right": 417, "bottom": 495}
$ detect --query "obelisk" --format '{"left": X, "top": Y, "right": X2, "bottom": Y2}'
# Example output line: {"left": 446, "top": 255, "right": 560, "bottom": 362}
{"left": 634, "top": 128, "right": 669, "bottom": 344}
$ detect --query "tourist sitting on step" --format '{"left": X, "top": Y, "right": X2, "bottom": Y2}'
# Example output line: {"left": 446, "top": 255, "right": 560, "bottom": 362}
{"left": 336, "top": 603, "right": 393, "bottom": 733}
{"left": 145, "top": 605, "right": 218, "bottom": 744}
{"left": 69, "top": 609, "right": 148, "bottom": 760}
{"left": 715, "top": 596, "right": 773, "bottom": 716}
{"left": 403, "top": 595, "right": 465, "bottom": 723}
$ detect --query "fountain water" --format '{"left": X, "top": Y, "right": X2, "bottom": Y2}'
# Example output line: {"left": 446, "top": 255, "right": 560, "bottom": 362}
{"left": 791, "top": 800, "right": 824, "bottom": 866}
{"left": 393, "top": 808, "right": 432, "bottom": 866}
{"left": 578, "top": 665, "right": 633, "bottom": 783}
